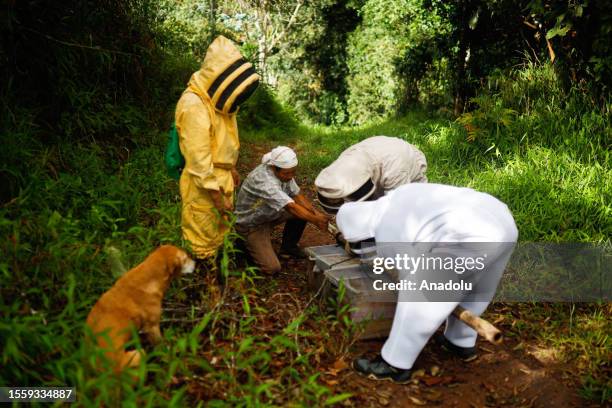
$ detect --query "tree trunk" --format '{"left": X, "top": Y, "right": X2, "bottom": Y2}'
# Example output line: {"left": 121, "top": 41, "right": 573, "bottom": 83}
{"left": 210, "top": 0, "right": 217, "bottom": 42}
{"left": 258, "top": 36, "right": 267, "bottom": 82}
{"left": 254, "top": 0, "right": 268, "bottom": 83}
{"left": 454, "top": 1, "right": 471, "bottom": 116}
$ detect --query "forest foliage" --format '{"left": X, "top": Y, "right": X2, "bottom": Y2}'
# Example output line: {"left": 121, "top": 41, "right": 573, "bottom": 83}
{"left": 0, "top": 0, "right": 610, "bottom": 405}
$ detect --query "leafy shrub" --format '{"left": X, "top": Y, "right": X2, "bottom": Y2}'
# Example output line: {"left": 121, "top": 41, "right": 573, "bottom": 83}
{"left": 456, "top": 62, "right": 611, "bottom": 162}
{"left": 238, "top": 86, "right": 299, "bottom": 136}
{"left": 271, "top": 0, "right": 359, "bottom": 126}
{"left": 345, "top": 0, "right": 452, "bottom": 124}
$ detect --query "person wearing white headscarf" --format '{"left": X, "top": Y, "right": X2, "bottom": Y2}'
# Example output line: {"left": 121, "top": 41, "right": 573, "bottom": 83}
{"left": 315, "top": 136, "right": 427, "bottom": 213}
{"left": 261, "top": 146, "right": 299, "bottom": 168}
{"left": 235, "top": 147, "right": 330, "bottom": 274}
{"left": 336, "top": 183, "right": 518, "bottom": 383}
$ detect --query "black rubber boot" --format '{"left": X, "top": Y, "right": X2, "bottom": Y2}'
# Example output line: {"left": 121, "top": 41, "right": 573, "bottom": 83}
{"left": 433, "top": 332, "right": 478, "bottom": 362}
{"left": 352, "top": 355, "right": 412, "bottom": 384}
{"left": 279, "top": 218, "right": 307, "bottom": 259}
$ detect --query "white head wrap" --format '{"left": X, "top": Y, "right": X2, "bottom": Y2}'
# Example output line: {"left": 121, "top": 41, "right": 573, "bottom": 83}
{"left": 262, "top": 146, "right": 298, "bottom": 169}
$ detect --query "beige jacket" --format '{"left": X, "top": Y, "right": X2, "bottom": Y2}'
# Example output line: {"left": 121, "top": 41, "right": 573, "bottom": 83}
{"left": 315, "top": 136, "right": 427, "bottom": 204}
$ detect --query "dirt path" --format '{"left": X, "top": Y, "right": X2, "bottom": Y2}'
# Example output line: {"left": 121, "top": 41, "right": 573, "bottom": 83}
{"left": 238, "top": 142, "right": 590, "bottom": 407}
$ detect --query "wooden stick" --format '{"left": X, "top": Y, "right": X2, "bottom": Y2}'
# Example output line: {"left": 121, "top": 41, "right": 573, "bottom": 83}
{"left": 452, "top": 306, "right": 503, "bottom": 345}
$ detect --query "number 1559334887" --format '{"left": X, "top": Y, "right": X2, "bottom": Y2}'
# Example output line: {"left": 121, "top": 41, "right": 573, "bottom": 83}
{"left": 0, "top": 387, "right": 76, "bottom": 402}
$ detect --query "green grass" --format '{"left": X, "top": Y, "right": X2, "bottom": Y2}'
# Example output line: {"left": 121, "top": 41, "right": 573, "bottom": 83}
{"left": 243, "top": 109, "right": 610, "bottom": 243}
{"left": 1, "top": 63, "right": 610, "bottom": 404}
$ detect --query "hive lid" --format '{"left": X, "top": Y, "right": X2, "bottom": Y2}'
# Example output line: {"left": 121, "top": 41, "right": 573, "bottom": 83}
{"left": 323, "top": 265, "right": 366, "bottom": 286}
{"left": 305, "top": 245, "right": 362, "bottom": 271}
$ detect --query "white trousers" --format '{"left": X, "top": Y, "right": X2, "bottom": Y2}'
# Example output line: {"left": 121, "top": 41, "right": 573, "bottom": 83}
{"left": 380, "top": 240, "right": 516, "bottom": 370}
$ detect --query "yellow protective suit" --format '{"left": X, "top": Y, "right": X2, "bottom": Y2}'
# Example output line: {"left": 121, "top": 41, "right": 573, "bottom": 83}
{"left": 176, "top": 36, "right": 260, "bottom": 259}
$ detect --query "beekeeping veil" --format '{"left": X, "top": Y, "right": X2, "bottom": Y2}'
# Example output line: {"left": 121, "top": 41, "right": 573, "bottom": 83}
{"left": 189, "top": 35, "right": 260, "bottom": 114}
{"left": 315, "top": 151, "right": 376, "bottom": 213}
{"left": 336, "top": 196, "right": 391, "bottom": 256}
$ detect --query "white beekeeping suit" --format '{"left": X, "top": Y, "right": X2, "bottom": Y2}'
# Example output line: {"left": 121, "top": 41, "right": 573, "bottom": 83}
{"left": 315, "top": 136, "right": 427, "bottom": 213}
{"left": 337, "top": 183, "right": 518, "bottom": 370}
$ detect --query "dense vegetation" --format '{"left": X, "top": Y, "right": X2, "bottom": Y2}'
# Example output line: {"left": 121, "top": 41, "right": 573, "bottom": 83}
{"left": 1, "top": 0, "right": 610, "bottom": 406}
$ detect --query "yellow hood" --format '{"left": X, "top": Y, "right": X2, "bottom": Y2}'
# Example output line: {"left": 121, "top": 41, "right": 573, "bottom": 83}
{"left": 187, "top": 35, "right": 260, "bottom": 114}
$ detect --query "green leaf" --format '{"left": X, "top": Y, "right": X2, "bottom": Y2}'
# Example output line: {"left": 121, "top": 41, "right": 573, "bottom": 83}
{"left": 238, "top": 336, "right": 255, "bottom": 355}
{"left": 242, "top": 294, "right": 251, "bottom": 315}
{"left": 168, "top": 387, "right": 186, "bottom": 407}
{"left": 546, "top": 25, "right": 571, "bottom": 39}
{"left": 469, "top": 8, "right": 480, "bottom": 30}
{"left": 324, "top": 393, "right": 352, "bottom": 405}
{"left": 575, "top": 5, "right": 583, "bottom": 17}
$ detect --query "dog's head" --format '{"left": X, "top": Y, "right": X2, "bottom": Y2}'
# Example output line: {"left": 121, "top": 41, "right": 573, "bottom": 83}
{"left": 156, "top": 245, "right": 195, "bottom": 278}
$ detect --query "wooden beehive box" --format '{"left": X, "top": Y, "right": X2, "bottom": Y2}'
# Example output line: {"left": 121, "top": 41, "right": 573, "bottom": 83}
{"left": 305, "top": 245, "right": 397, "bottom": 339}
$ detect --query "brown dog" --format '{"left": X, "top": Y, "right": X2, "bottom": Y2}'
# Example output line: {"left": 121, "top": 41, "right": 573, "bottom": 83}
{"left": 86, "top": 245, "right": 195, "bottom": 373}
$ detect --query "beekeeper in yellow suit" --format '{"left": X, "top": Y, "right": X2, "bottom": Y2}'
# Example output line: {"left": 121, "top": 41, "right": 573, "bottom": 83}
{"left": 176, "top": 36, "right": 260, "bottom": 259}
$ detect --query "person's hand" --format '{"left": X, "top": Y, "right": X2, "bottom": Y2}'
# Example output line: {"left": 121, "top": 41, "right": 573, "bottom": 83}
{"left": 313, "top": 213, "right": 329, "bottom": 231}
{"left": 209, "top": 189, "right": 224, "bottom": 212}
{"left": 335, "top": 232, "right": 346, "bottom": 247}
{"left": 321, "top": 212, "right": 332, "bottom": 224}
{"left": 315, "top": 210, "right": 331, "bottom": 221}
{"left": 209, "top": 189, "right": 233, "bottom": 223}
{"left": 223, "top": 194, "right": 234, "bottom": 212}
{"left": 209, "top": 188, "right": 233, "bottom": 213}
{"left": 231, "top": 167, "right": 241, "bottom": 186}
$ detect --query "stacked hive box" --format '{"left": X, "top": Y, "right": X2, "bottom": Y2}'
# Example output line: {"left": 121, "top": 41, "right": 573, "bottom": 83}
{"left": 305, "top": 245, "right": 397, "bottom": 339}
